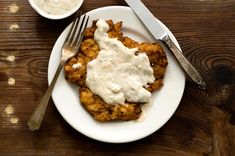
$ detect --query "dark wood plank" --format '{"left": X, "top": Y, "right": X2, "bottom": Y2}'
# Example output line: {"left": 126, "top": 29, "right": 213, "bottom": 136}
{"left": 0, "top": 0, "right": 234, "bottom": 156}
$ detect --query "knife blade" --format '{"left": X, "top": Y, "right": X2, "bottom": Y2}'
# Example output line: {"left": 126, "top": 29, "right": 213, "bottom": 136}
{"left": 125, "top": 0, "right": 206, "bottom": 89}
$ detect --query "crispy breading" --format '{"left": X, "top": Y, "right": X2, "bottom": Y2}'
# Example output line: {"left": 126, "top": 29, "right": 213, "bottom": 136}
{"left": 64, "top": 20, "right": 168, "bottom": 121}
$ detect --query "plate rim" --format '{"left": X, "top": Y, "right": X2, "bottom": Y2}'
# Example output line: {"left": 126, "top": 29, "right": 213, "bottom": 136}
{"left": 48, "top": 5, "right": 186, "bottom": 143}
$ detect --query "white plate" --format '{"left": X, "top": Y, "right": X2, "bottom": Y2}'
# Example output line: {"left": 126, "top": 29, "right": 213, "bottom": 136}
{"left": 48, "top": 6, "right": 185, "bottom": 143}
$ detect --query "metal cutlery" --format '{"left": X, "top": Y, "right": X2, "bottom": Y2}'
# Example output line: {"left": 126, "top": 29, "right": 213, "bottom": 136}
{"left": 27, "top": 11, "right": 89, "bottom": 131}
{"left": 125, "top": 0, "right": 206, "bottom": 89}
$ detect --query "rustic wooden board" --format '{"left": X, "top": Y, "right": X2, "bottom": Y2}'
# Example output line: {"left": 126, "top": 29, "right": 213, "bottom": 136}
{"left": 0, "top": 0, "right": 234, "bottom": 155}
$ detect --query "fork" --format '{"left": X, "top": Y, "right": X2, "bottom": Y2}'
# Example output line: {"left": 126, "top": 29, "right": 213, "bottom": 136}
{"left": 27, "top": 11, "right": 89, "bottom": 131}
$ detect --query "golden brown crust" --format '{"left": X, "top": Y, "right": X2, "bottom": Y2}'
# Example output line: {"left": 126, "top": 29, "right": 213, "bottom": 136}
{"left": 79, "top": 87, "right": 142, "bottom": 121}
{"left": 64, "top": 20, "right": 168, "bottom": 121}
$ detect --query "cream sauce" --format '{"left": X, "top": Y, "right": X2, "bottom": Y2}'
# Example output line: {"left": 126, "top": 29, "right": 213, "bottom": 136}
{"left": 72, "top": 63, "right": 82, "bottom": 69}
{"left": 33, "top": 0, "right": 81, "bottom": 15}
{"left": 86, "top": 19, "right": 155, "bottom": 105}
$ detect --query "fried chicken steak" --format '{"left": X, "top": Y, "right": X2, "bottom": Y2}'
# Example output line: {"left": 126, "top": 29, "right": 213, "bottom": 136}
{"left": 64, "top": 20, "right": 168, "bottom": 121}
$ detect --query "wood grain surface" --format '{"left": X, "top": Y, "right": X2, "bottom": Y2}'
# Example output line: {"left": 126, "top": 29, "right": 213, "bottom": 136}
{"left": 0, "top": 0, "right": 235, "bottom": 156}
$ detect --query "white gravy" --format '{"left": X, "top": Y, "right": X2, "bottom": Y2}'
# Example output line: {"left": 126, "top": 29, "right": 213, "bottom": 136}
{"left": 33, "top": 0, "right": 81, "bottom": 15}
{"left": 86, "top": 19, "right": 155, "bottom": 105}
{"left": 72, "top": 63, "right": 82, "bottom": 69}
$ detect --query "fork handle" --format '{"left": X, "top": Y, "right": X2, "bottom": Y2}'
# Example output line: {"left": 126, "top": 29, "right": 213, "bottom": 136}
{"left": 161, "top": 35, "right": 206, "bottom": 89}
{"left": 27, "top": 62, "right": 64, "bottom": 131}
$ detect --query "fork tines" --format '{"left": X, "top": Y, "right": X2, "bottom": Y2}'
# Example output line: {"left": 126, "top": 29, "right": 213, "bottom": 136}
{"left": 65, "top": 11, "right": 90, "bottom": 49}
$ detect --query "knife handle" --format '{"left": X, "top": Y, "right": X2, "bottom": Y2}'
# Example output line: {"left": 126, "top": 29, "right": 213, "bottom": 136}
{"left": 162, "top": 35, "right": 206, "bottom": 89}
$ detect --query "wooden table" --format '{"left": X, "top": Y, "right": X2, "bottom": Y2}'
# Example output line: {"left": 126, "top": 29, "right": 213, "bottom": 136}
{"left": 0, "top": 0, "right": 234, "bottom": 155}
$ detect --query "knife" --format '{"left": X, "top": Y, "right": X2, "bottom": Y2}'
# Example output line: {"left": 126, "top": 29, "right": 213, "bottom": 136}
{"left": 125, "top": 0, "right": 206, "bottom": 89}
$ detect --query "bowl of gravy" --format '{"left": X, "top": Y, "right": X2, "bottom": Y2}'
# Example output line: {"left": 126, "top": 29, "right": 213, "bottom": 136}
{"left": 28, "top": 0, "right": 84, "bottom": 20}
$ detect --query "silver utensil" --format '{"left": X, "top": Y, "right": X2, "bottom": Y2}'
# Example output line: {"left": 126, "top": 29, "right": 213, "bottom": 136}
{"left": 27, "top": 11, "right": 89, "bottom": 131}
{"left": 125, "top": 0, "right": 206, "bottom": 89}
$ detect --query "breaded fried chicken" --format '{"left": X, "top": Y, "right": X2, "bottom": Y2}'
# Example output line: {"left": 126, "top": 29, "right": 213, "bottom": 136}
{"left": 64, "top": 20, "right": 168, "bottom": 121}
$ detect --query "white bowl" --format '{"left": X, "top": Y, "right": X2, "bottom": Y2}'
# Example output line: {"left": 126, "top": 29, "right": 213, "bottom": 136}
{"left": 28, "top": 0, "right": 84, "bottom": 20}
